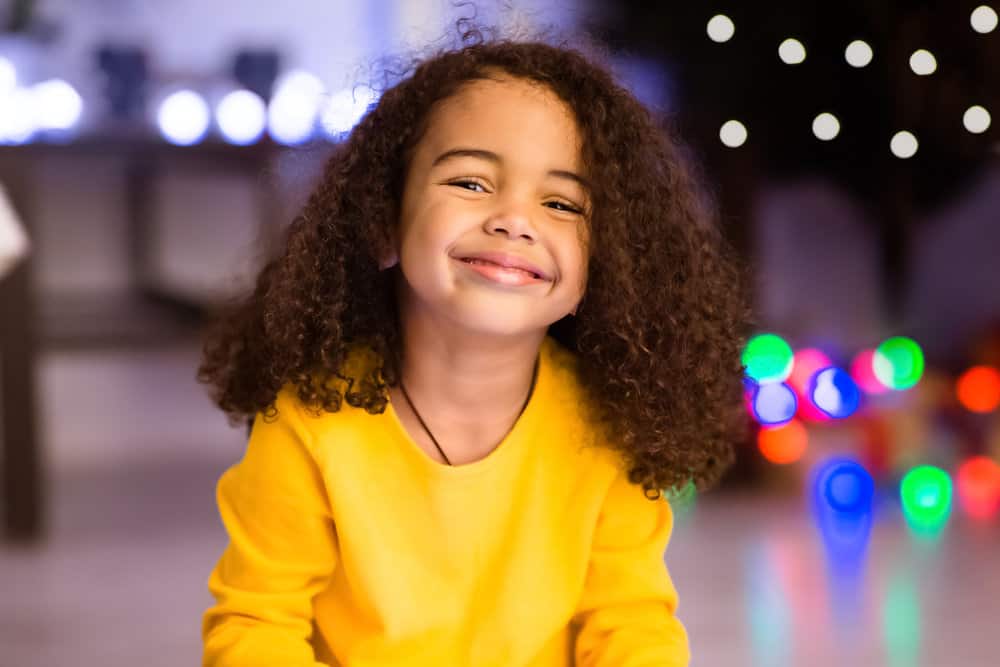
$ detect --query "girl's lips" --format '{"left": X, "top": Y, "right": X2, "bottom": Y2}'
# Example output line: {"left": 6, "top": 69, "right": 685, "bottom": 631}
{"left": 454, "top": 257, "right": 549, "bottom": 287}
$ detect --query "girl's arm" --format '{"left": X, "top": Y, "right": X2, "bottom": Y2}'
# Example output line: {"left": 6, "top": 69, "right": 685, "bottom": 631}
{"left": 572, "top": 468, "right": 690, "bottom": 667}
{"left": 203, "top": 389, "right": 337, "bottom": 667}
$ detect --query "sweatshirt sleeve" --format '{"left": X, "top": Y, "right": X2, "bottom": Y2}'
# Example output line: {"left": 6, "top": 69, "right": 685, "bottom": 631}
{"left": 572, "top": 467, "right": 691, "bottom": 667}
{"left": 202, "top": 390, "right": 338, "bottom": 667}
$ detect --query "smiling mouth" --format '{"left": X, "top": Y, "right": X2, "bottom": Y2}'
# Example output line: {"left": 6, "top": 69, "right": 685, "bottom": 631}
{"left": 455, "top": 257, "right": 549, "bottom": 286}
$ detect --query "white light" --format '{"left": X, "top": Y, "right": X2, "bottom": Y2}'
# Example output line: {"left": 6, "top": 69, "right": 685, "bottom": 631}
{"left": 0, "top": 87, "right": 38, "bottom": 144}
{"left": 845, "top": 40, "right": 873, "bottom": 68}
{"left": 320, "top": 85, "right": 378, "bottom": 139}
{"left": 890, "top": 131, "right": 918, "bottom": 159}
{"left": 963, "top": 105, "right": 991, "bottom": 134}
{"left": 812, "top": 112, "right": 840, "bottom": 141}
{"left": 909, "top": 49, "right": 937, "bottom": 75}
{"left": 971, "top": 5, "right": 999, "bottom": 33}
{"left": 0, "top": 57, "right": 16, "bottom": 93}
{"left": 720, "top": 120, "right": 748, "bottom": 148}
{"left": 157, "top": 90, "right": 211, "bottom": 146}
{"left": 778, "top": 38, "right": 806, "bottom": 65}
{"left": 268, "top": 69, "right": 324, "bottom": 145}
{"left": 32, "top": 79, "right": 84, "bottom": 131}
{"left": 216, "top": 89, "right": 266, "bottom": 145}
{"left": 707, "top": 15, "right": 735, "bottom": 43}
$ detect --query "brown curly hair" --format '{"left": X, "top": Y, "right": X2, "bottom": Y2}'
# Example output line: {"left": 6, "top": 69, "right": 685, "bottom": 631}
{"left": 197, "top": 20, "right": 752, "bottom": 497}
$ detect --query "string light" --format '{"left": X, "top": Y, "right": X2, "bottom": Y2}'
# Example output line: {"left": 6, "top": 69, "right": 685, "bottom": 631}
{"left": 890, "top": 131, "right": 919, "bottom": 159}
{"left": 956, "top": 366, "right": 1000, "bottom": 413}
{"left": 963, "top": 105, "right": 991, "bottom": 134}
{"left": 844, "top": 40, "right": 873, "bottom": 68}
{"left": 216, "top": 89, "right": 267, "bottom": 145}
{"left": 758, "top": 419, "right": 808, "bottom": 464}
{"left": 971, "top": 5, "right": 999, "bottom": 33}
{"left": 268, "top": 69, "right": 324, "bottom": 145}
{"left": 742, "top": 333, "right": 794, "bottom": 383}
{"left": 32, "top": 79, "right": 84, "bottom": 133}
{"left": 909, "top": 49, "right": 937, "bottom": 76}
{"left": 157, "top": 90, "right": 210, "bottom": 146}
{"left": 812, "top": 112, "right": 840, "bottom": 140}
{"left": 778, "top": 38, "right": 806, "bottom": 65}
{"left": 707, "top": 14, "right": 735, "bottom": 43}
{"left": 720, "top": 119, "right": 748, "bottom": 148}
{"left": 873, "top": 337, "right": 924, "bottom": 390}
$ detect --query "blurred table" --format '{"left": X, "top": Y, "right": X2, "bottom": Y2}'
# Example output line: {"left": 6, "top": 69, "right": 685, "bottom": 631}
{"left": 0, "top": 137, "right": 287, "bottom": 542}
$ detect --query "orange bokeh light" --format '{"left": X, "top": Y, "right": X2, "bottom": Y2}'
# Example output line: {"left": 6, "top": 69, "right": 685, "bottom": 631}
{"left": 956, "top": 456, "right": 1000, "bottom": 520}
{"left": 758, "top": 419, "right": 808, "bottom": 464}
{"left": 956, "top": 366, "right": 1000, "bottom": 413}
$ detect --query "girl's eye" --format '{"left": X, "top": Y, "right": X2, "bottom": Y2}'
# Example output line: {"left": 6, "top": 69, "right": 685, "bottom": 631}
{"left": 449, "top": 180, "right": 582, "bottom": 215}
{"left": 449, "top": 180, "right": 487, "bottom": 193}
{"left": 546, "top": 200, "right": 583, "bottom": 214}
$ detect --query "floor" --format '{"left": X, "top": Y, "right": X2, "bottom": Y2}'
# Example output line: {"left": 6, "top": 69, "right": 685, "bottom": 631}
{"left": 2, "top": 341, "right": 998, "bottom": 666}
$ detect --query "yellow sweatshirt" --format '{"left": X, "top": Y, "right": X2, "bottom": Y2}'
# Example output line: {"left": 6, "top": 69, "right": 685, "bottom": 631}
{"left": 203, "top": 336, "right": 689, "bottom": 666}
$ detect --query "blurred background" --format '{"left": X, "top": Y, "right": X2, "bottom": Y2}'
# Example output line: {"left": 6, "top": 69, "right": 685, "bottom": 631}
{"left": 1, "top": 1, "right": 999, "bottom": 665}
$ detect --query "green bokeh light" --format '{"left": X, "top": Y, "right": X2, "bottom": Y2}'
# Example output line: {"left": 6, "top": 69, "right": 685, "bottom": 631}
{"left": 742, "top": 333, "right": 794, "bottom": 383}
{"left": 873, "top": 337, "right": 925, "bottom": 390}
{"left": 900, "top": 465, "right": 952, "bottom": 537}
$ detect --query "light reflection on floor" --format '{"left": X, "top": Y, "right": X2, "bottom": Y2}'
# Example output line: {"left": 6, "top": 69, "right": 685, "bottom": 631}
{"left": 1, "top": 344, "right": 998, "bottom": 666}
{"left": 670, "top": 492, "right": 1000, "bottom": 666}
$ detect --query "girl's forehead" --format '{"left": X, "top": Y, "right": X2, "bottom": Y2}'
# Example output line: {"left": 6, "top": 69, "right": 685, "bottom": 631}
{"left": 417, "top": 77, "right": 586, "bottom": 173}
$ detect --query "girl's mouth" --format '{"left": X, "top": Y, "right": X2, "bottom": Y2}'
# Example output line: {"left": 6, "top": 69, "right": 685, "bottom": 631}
{"left": 456, "top": 258, "right": 547, "bottom": 286}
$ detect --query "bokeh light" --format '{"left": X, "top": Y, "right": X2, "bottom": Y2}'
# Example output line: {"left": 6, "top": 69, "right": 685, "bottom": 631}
{"left": 0, "top": 86, "right": 37, "bottom": 144}
{"left": 963, "top": 105, "right": 991, "bottom": 134}
{"left": 811, "top": 458, "right": 874, "bottom": 585}
{"left": 157, "top": 90, "right": 210, "bottom": 146}
{"left": 851, "top": 349, "right": 890, "bottom": 395}
{"left": 845, "top": 40, "right": 874, "bottom": 68}
{"left": 320, "top": 85, "right": 378, "bottom": 139}
{"left": 742, "top": 333, "right": 794, "bottom": 383}
{"left": 956, "top": 366, "right": 1000, "bottom": 413}
{"left": 956, "top": 456, "right": 1000, "bottom": 519}
{"left": 900, "top": 465, "right": 952, "bottom": 536}
{"left": 816, "top": 458, "right": 874, "bottom": 514}
{"left": 874, "top": 337, "right": 924, "bottom": 390}
{"left": 812, "top": 112, "right": 840, "bottom": 141}
{"left": 811, "top": 367, "right": 861, "bottom": 419}
{"left": 788, "top": 348, "right": 834, "bottom": 421}
{"left": 890, "top": 131, "right": 918, "bottom": 158}
{"left": 216, "top": 89, "right": 267, "bottom": 145}
{"left": 909, "top": 49, "right": 937, "bottom": 75}
{"left": 971, "top": 5, "right": 999, "bottom": 33}
{"left": 706, "top": 14, "right": 735, "bottom": 43}
{"left": 752, "top": 382, "right": 798, "bottom": 425}
{"left": 778, "top": 38, "right": 806, "bottom": 64}
{"left": 267, "top": 69, "right": 324, "bottom": 145}
{"left": 758, "top": 419, "right": 808, "bottom": 464}
{"left": 32, "top": 79, "right": 84, "bottom": 132}
{"left": 720, "top": 119, "right": 748, "bottom": 148}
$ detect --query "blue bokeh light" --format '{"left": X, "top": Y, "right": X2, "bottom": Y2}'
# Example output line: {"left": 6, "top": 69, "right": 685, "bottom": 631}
{"left": 810, "top": 367, "right": 861, "bottom": 418}
{"left": 752, "top": 381, "right": 798, "bottom": 425}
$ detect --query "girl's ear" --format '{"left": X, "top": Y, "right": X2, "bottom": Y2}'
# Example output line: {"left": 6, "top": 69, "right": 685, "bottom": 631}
{"left": 378, "top": 228, "right": 399, "bottom": 271}
{"left": 379, "top": 250, "right": 399, "bottom": 271}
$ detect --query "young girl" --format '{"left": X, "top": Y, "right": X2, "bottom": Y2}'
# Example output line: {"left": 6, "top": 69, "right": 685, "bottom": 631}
{"left": 199, "top": 22, "right": 748, "bottom": 667}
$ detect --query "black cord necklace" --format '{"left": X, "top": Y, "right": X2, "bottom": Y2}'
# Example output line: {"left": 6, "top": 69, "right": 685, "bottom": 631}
{"left": 398, "top": 359, "right": 539, "bottom": 466}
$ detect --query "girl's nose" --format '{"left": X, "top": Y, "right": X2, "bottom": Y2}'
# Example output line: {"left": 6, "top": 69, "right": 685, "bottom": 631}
{"left": 484, "top": 205, "right": 537, "bottom": 242}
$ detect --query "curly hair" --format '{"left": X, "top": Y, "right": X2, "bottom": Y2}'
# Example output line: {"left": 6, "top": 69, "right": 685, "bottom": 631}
{"left": 197, "top": 19, "right": 752, "bottom": 497}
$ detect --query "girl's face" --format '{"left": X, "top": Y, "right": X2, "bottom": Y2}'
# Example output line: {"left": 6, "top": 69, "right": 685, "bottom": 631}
{"left": 393, "top": 74, "right": 590, "bottom": 340}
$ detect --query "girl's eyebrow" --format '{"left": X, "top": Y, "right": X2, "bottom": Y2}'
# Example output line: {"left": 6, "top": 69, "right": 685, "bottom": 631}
{"left": 431, "top": 147, "right": 591, "bottom": 193}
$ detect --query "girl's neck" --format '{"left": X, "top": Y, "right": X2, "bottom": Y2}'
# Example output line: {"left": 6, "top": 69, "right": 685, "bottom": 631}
{"left": 394, "top": 310, "right": 545, "bottom": 434}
